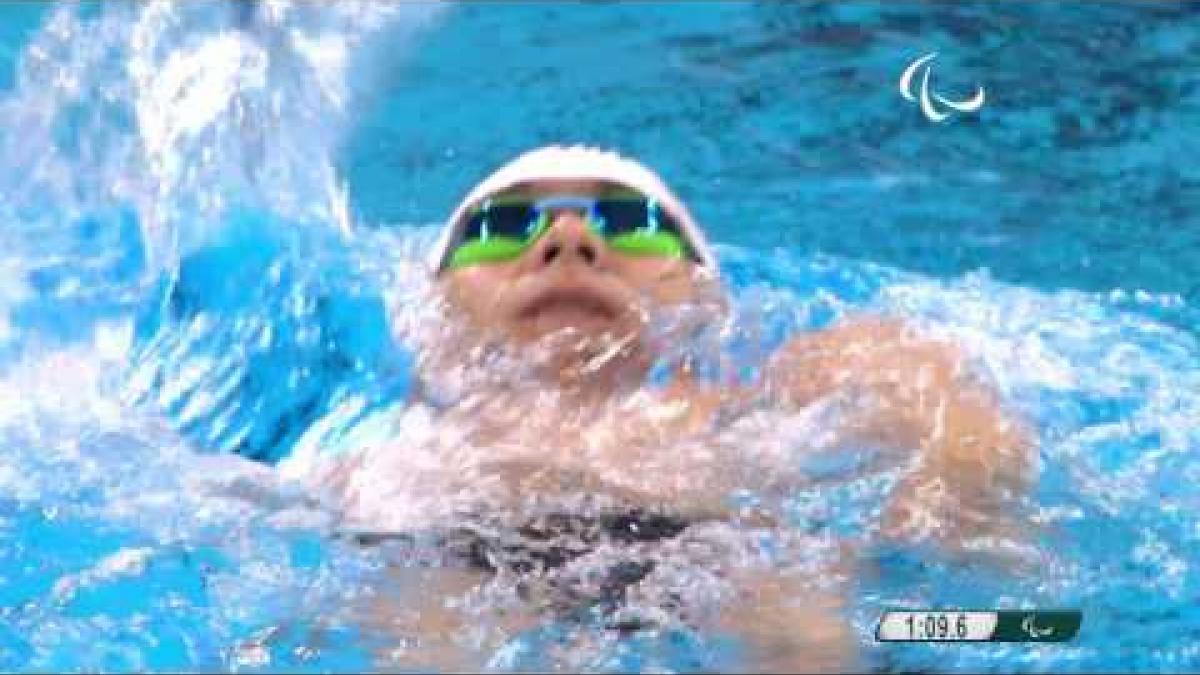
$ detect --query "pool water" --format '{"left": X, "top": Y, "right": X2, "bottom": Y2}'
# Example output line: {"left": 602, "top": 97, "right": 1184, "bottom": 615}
{"left": 0, "top": 1, "right": 1198, "bottom": 672}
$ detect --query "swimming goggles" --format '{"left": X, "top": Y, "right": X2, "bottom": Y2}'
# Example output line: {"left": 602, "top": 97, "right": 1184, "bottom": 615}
{"left": 444, "top": 191, "right": 702, "bottom": 270}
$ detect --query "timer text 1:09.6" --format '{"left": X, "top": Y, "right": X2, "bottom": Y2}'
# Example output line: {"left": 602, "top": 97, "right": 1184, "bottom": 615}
{"left": 876, "top": 611, "right": 999, "bottom": 642}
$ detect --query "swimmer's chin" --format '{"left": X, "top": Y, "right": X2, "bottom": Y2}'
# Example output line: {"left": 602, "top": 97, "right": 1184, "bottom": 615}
{"left": 506, "top": 306, "right": 642, "bottom": 346}
{"left": 504, "top": 279, "right": 639, "bottom": 339}
{"left": 511, "top": 315, "right": 635, "bottom": 346}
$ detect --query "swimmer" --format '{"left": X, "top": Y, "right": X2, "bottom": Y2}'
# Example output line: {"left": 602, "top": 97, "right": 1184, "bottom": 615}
{"left": 311, "top": 145, "right": 1035, "bottom": 672}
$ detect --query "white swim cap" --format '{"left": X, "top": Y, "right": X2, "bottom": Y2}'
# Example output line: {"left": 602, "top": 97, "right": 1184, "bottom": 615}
{"left": 429, "top": 145, "right": 718, "bottom": 274}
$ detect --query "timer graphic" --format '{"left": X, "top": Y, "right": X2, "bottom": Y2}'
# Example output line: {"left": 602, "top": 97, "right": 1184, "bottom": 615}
{"left": 877, "top": 610, "right": 1083, "bottom": 643}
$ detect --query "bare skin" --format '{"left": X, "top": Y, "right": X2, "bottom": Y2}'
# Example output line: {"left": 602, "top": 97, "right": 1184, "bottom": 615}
{"left": 325, "top": 178, "right": 1035, "bottom": 672}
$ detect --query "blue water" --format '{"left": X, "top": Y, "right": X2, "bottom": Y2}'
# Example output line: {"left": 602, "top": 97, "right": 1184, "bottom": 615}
{"left": 0, "top": 1, "right": 1198, "bottom": 672}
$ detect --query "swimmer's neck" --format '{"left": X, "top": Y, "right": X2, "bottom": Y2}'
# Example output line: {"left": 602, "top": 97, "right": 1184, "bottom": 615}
{"left": 513, "top": 366, "right": 650, "bottom": 412}
{"left": 521, "top": 345, "right": 662, "bottom": 405}
{"left": 426, "top": 357, "right": 708, "bottom": 416}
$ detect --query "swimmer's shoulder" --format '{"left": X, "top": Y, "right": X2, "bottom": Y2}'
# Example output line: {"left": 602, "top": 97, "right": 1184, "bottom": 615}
{"left": 656, "top": 368, "right": 773, "bottom": 436}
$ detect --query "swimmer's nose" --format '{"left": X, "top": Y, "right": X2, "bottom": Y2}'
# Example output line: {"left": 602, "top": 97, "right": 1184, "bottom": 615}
{"left": 527, "top": 211, "right": 605, "bottom": 271}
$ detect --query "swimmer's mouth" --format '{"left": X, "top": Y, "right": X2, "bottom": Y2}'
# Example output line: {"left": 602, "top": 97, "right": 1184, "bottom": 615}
{"left": 517, "top": 289, "right": 621, "bottom": 322}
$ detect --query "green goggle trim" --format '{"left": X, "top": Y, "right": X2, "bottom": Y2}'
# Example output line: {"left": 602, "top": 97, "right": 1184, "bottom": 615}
{"left": 447, "top": 222, "right": 687, "bottom": 269}
{"left": 607, "top": 230, "right": 686, "bottom": 257}
{"left": 446, "top": 195, "right": 692, "bottom": 269}
{"left": 448, "top": 210, "right": 549, "bottom": 268}
{"left": 448, "top": 235, "right": 530, "bottom": 268}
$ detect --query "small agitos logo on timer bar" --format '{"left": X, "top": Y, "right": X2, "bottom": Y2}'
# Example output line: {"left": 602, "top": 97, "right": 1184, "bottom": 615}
{"left": 898, "top": 52, "right": 986, "bottom": 123}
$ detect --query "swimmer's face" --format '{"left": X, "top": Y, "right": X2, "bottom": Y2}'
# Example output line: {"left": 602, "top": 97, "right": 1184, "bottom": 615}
{"left": 437, "top": 179, "right": 709, "bottom": 357}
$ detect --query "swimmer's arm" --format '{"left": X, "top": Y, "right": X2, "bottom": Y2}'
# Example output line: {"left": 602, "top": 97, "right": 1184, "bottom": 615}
{"left": 358, "top": 563, "right": 540, "bottom": 671}
{"left": 704, "top": 546, "right": 859, "bottom": 673}
{"left": 765, "top": 317, "right": 1035, "bottom": 547}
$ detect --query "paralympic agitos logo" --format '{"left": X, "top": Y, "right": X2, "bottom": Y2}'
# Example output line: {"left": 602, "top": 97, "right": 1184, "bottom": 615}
{"left": 898, "top": 52, "right": 986, "bottom": 123}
